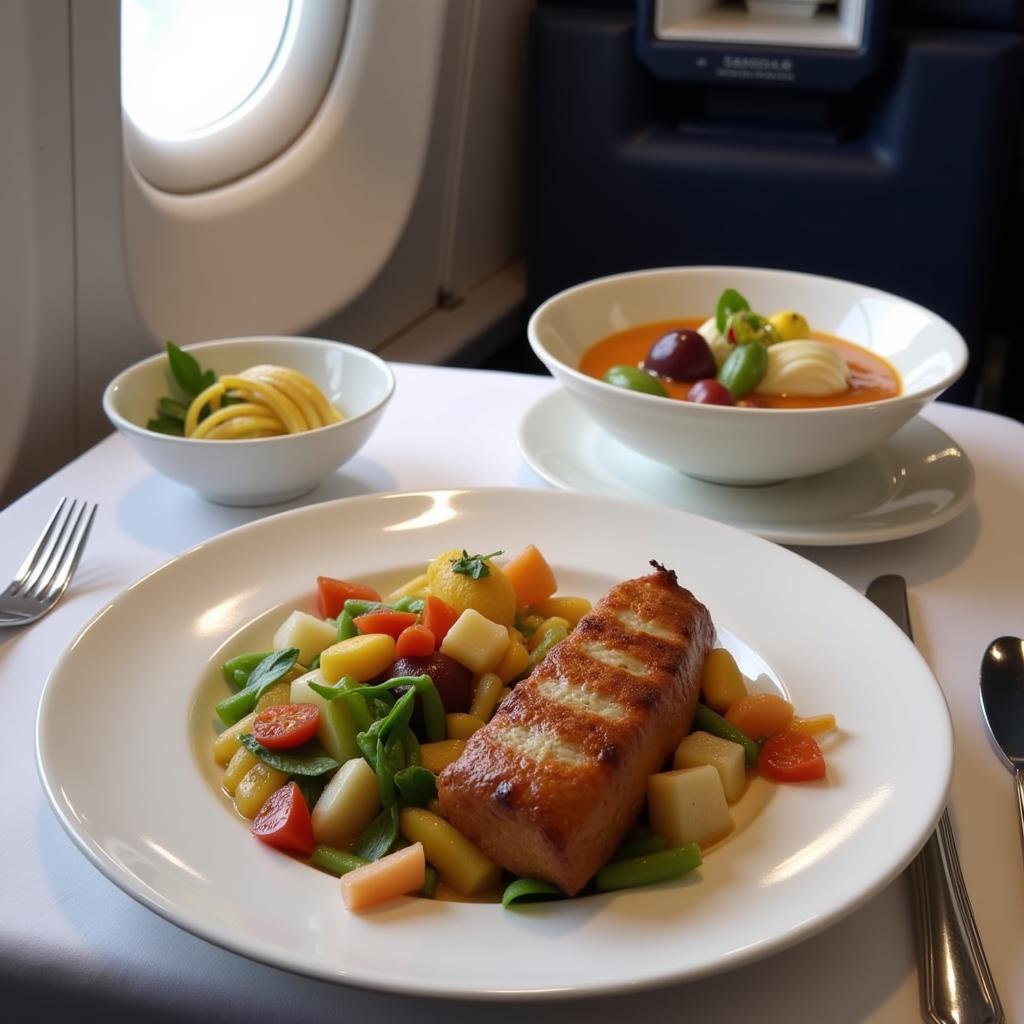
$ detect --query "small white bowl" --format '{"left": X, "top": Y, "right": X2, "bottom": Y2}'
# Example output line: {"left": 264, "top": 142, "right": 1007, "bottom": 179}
{"left": 103, "top": 336, "right": 395, "bottom": 506}
{"left": 528, "top": 266, "right": 968, "bottom": 485}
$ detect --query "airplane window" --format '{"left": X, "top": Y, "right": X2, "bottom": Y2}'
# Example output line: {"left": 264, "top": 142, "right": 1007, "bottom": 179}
{"left": 122, "top": 0, "right": 291, "bottom": 139}
{"left": 121, "top": 0, "right": 349, "bottom": 194}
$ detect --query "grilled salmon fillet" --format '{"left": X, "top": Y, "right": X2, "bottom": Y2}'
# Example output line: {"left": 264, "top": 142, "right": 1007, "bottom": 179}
{"left": 436, "top": 562, "right": 714, "bottom": 895}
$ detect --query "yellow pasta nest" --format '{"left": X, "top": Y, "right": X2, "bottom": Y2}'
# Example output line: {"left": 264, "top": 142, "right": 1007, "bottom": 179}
{"left": 184, "top": 365, "right": 344, "bottom": 440}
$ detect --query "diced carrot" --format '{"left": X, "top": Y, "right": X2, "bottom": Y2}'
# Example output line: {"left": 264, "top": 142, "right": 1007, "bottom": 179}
{"left": 502, "top": 544, "right": 558, "bottom": 609}
{"left": 395, "top": 623, "right": 435, "bottom": 659}
{"left": 725, "top": 693, "right": 794, "bottom": 740}
{"left": 422, "top": 595, "right": 458, "bottom": 645}
{"left": 352, "top": 610, "right": 418, "bottom": 639}
{"left": 340, "top": 842, "right": 425, "bottom": 911}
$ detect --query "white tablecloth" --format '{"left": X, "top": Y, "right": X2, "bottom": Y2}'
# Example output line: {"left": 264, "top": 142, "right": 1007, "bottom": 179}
{"left": 2, "top": 363, "right": 1022, "bottom": 1022}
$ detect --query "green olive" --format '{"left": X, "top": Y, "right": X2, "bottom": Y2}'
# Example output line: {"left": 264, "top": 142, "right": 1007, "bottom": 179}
{"left": 602, "top": 364, "right": 668, "bottom": 397}
{"left": 718, "top": 341, "right": 768, "bottom": 398}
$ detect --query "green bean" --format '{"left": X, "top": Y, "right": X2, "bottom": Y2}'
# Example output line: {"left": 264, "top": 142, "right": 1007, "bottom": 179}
{"left": 501, "top": 877, "right": 565, "bottom": 908}
{"left": 391, "top": 596, "right": 425, "bottom": 614}
{"left": 310, "top": 845, "right": 370, "bottom": 877}
{"left": 215, "top": 649, "right": 299, "bottom": 725}
{"left": 693, "top": 703, "right": 760, "bottom": 766}
{"left": 611, "top": 833, "right": 667, "bottom": 861}
{"left": 593, "top": 843, "right": 702, "bottom": 892}
{"left": 336, "top": 609, "right": 357, "bottom": 642}
{"left": 221, "top": 651, "right": 273, "bottom": 687}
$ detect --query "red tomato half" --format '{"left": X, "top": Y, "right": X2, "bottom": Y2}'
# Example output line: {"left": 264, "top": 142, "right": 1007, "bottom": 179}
{"left": 316, "top": 576, "right": 382, "bottom": 619}
{"left": 252, "top": 782, "right": 315, "bottom": 855}
{"left": 253, "top": 703, "right": 320, "bottom": 749}
{"left": 759, "top": 732, "right": 826, "bottom": 783}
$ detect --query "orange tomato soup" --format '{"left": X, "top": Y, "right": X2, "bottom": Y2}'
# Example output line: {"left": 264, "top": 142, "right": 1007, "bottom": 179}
{"left": 579, "top": 319, "right": 900, "bottom": 409}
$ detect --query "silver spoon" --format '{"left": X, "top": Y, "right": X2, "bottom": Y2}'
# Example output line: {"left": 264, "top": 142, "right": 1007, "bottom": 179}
{"left": 980, "top": 636, "right": 1024, "bottom": 857}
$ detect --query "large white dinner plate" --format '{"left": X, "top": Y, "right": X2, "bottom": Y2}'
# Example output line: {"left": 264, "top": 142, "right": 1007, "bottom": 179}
{"left": 520, "top": 389, "right": 974, "bottom": 546}
{"left": 36, "top": 489, "right": 952, "bottom": 999}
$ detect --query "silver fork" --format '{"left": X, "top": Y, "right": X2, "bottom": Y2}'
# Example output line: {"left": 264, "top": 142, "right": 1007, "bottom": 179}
{"left": 0, "top": 498, "right": 97, "bottom": 627}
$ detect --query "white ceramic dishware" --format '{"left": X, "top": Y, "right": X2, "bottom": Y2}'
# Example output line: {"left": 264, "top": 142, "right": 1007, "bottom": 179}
{"left": 36, "top": 488, "right": 953, "bottom": 998}
{"left": 103, "top": 336, "right": 395, "bottom": 506}
{"left": 518, "top": 389, "right": 975, "bottom": 545}
{"left": 527, "top": 266, "right": 968, "bottom": 485}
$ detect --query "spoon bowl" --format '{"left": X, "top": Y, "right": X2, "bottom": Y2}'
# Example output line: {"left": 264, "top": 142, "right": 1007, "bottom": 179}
{"left": 980, "top": 636, "right": 1024, "bottom": 864}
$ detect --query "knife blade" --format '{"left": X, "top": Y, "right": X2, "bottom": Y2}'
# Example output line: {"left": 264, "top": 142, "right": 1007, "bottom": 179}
{"left": 866, "top": 574, "right": 1004, "bottom": 1024}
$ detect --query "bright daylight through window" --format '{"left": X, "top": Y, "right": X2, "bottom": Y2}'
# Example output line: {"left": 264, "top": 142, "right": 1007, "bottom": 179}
{"left": 121, "top": 0, "right": 291, "bottom": 139}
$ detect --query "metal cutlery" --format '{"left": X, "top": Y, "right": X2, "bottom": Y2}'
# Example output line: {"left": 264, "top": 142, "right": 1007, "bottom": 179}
{"left": 866, "top": 574, "right": 1003, "bottom": 1024}
{"left": 980, "top": 636, "right": 1024, "bottom": 863}
{"left": 0, "top": 498, "right": 96, "bottom": 627}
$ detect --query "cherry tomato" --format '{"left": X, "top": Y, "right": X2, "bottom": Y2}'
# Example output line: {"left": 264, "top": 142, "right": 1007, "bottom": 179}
{"left": 759, "top": 732, "right": 826, "bottom": 783}
{"left": 316, "top": 576, "right": 382, "bottom": 620}
{"left": 252, "top": 782, "right": 315, "bottom": 855}
{"left": 252, "top": 703, "right": 320, "bottom": 749}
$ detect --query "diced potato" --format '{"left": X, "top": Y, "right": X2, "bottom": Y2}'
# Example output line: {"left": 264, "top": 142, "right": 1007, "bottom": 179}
{"left": 254, "top": 679, "right": 292, "bottom": 713}
{"left": 311, "top": 756, "right": 381, "bottom": 847}
{"left": 341, "top": 842, "right": 425, "bottom": 911}
{"left": 673, "top": 731, "right": 747, "bottom": 803}
{"left": 319, "top": 633, "right": 396, "bottom": 684}
{"left": 290, "top": 668, "right": 362, "bottom": 762}
{"left": 445, "top": 712, "right": 485, "bottom": 740}
{"left": 399, "top": 807, "right": 501, "bottom": 895}
{"left": 234, "top": 762, "right": 289, "bottom": 819}
{"left": 223, "top": 745, "right": 260, "bottom": 795}
{"left": 494, "top": 636, "right": 531, "bottom": 684}
{"left": 469, "top": 672, "right": 504, "bottom": 721}
{"left": 440, "top": 608, "right": 508, "bottom": 674}
{"left": 648, "top": 765, "right": 733, "bottom": 849}
{"left": 700, "top": 648, "right": 747, "bottom": 714}
{"left": 419, "top": 738, "right": 466, "bottom": 774}
{"left": 272, "top": 610, "right": 338, "bottom": 666}
{"left": 212, "top": 711, "right": 257, "bottom": 766}
{"left": 532, "top": 595, "right": 592, "bottom": 626}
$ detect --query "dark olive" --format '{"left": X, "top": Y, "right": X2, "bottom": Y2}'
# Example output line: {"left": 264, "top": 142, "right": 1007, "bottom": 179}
{"left": 382, "top": 652, "right": 474, "bottom": 714}
{"left": 642, "top": 329, "right": 716, "bottom": 382}
{"left": 687, "top": 379, "right": 734, "bottom": 406}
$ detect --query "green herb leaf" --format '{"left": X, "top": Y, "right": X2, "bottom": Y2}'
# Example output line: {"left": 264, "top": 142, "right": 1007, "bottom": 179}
{"left": 449, "top": 549, "right": 504, "bottom": 579}
{"left": 394, "top": 765, "right": 437, "bottom": 806}
{"left": 354, "top": 803, "right": 400, "bottom": 860}
{"left": 165, "top": 341, "right": 206, "bottom": 397}
{"left": 157, "top": 396, "right": 188, "bottom": 421}
{"left": 238, "top": 734, "right": 339, "bottom": 776}
{"left": 715, "top": 288, "right": 751, "bottom": 334}
{"left": 214, "top": 648, "right": 299, "bottom": 725}
{"left": 145, "top": 416, "right": 185, "bottom": 436}
{"left": 501, "top": 877, "right": 565, "bottom": 909}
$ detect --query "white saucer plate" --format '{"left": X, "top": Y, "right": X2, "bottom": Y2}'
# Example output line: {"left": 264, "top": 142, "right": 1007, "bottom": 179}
{"left": 519, "top": 390, "right": 974, "bottom": 546}
{"left": 37, "top": 489, "right": 952, "bottom": 999}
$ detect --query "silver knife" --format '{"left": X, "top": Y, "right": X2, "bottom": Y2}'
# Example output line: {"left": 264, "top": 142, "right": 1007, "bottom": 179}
{"left": 866, "top": 574, "right": 1004, "bottom": 1024}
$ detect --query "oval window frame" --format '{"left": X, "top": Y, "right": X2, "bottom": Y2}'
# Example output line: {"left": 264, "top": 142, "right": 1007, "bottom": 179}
{"left": 122, "top": 0, "right": 349, "bottom": 194}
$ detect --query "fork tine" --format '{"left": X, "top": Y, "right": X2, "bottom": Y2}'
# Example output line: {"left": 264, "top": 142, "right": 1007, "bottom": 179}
{"left": 7, "top": 498, "right": 69, "bottom": 593}
{"left": 19, "top": 500, "right": 80, "bottom": 598}
{"left": 39, "top": 503, "right": 97, "bottom": 603}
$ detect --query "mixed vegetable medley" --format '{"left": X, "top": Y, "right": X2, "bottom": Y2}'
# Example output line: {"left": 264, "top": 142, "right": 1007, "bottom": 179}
{"left": 602, "top": 287, "right": 853, "bottom": 405}
{"left": 210, "top": 546, "right": 835, "bottom": 912}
